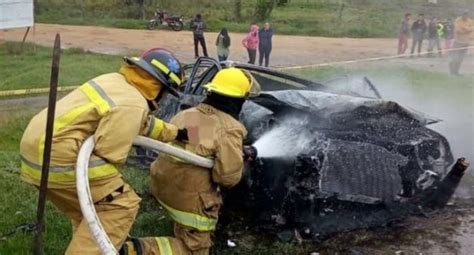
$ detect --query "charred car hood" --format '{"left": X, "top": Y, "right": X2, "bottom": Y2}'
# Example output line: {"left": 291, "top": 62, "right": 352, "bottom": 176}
{"left": 223, "top": 89, "right": 455, "bottom": 238}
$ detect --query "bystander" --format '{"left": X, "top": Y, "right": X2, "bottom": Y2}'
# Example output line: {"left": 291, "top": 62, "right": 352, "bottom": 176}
{"left": 398, "top": 13, "right": 412, "bottom": 54}
{"left": 449, "top": 11, "right": 472, "bottom": 75}
{"left": 411, "top": 14, "right": 427, "bottom": 57}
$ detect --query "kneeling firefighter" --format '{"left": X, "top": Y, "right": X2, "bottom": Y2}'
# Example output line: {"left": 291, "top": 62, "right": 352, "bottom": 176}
{"left": 120, "top": 67, "right": 257, "bottom": 254}
{"left": 20, "top": 48, "right": 189, "bottom": 254}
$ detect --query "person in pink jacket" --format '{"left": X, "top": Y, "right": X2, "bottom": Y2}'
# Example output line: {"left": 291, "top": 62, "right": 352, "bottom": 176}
{"left": 242, "top": 24, "right": 259, "bottom": 64}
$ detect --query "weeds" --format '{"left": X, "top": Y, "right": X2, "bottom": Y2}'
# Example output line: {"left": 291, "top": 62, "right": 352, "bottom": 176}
{"left": 0, "top": 42, "right": 120, "bottom": 90}
{"left": 33, "top": 0, "right": 472, "bottom": 37}
{"left": 0, "top": 114, "right": 172, "bottom": 254}
{"left": 0, "top": 42, "right": 472, "bottom": 253}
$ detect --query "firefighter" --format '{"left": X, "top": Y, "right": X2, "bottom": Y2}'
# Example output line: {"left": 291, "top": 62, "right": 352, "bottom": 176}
{"left": 120, "top": 68, "right": 255, "bottom": 254}
{"left": 20, "top": 48, "right": 188, "bottom": 254}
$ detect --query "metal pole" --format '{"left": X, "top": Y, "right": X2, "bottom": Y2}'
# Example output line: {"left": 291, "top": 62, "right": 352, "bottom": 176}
{"left": 32, "top": 33, "right": 61, "bottom": 255}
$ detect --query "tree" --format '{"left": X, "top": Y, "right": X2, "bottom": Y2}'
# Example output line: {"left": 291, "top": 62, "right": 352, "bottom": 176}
{"left": 34, "top": 0, "right": 40, "bottom": 15}
{"left": 234, "top": 0, "right": 242, "bottom": 22}
{"left": 78, "top": 0, "right": 85, "bottom": 18}
{"left": 136, "top": 0, "right": 146, "bottom": 20}
{"left": 277, "top": 0, "right": 289, "bottom": 6}
{"left": 255, "top": 0, "right": 275, "bottom": 22}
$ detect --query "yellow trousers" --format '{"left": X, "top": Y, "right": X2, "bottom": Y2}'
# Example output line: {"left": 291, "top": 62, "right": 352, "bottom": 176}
{"left": 132, "top": 223, "right": 211, "bottom": 255}
{"left": 45, "top": 177, "right": 141, "bottom": 254}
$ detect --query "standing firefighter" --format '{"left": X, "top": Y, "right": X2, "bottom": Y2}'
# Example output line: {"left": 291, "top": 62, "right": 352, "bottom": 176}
{"left": 20, "top": 48, "right": 188, "bottom": 254}
{"left": 121, "top": 68, "right": 255, "bottom": 254}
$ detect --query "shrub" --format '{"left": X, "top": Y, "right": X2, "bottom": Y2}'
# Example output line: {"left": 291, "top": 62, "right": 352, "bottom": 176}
{"left": 254, "top": 0, "right": 275, "bottom": 22}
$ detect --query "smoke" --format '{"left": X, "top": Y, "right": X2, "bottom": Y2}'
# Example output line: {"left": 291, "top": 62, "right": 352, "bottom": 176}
{"left": 370, "top": 74, "right": 473, "bottom": 166}
{"left": 331, "top": 72, "right": 473, "bottom": 171}
{"left": 252, "top": 119, "right": 313, "bottom": 158}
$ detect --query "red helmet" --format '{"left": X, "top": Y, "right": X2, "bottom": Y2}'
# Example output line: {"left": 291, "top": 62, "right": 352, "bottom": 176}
{"left": 124, "top": 48, "right": 183, "bottom": 98}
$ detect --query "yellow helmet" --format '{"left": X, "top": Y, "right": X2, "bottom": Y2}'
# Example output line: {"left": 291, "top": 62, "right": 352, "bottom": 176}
{"left": 204, "top": 68, "right": 251, "bottom": 98}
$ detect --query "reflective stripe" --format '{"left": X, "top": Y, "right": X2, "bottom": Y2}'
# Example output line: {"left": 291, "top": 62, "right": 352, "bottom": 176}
{"left": 151, "top": 59, "right": 182, "bottom": 86}
{"left": 21, "top": 158, "right": 118, "bottom": 183}
{"left": 147, "top": 117, "right": 164, "bottom": 140}
{"left": 22, "top": 155, "right": 108, "bottom": 172}
{"left": 127, "top": 243, "right": 137, "bottom": 255}
{"left": 157, "top": 198, "right": 217, "bottom": 231}
{"left": 37, "top": 103, "right": 95, "bottom": 163}
{"left": 155, "top": 237, "right": 173, "bottom": 255}
{"left": 35, "top": 80, "right": 116, "bottom": 180}
{"left": 80, "top": 81, "right": 115, "bottom": 115}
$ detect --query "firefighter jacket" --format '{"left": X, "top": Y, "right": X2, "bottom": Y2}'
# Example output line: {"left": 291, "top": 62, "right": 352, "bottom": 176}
{"left": 20, "top": 69, "right": 178, "bottom": 189}
{"left": 150, "top": 103, "right": 247, "bottom": 232}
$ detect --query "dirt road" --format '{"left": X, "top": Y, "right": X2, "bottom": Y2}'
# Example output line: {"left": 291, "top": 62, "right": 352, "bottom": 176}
{"left": 4, "top": 23, "right": 398, "bottom": 66}
{"left": 6, "top": 23, "right": 473, "bottom": 74}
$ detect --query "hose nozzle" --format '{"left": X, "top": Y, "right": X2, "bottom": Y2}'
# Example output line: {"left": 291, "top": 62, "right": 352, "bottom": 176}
{"left": 243, "top": 145, "right": 258, "bottom": 161}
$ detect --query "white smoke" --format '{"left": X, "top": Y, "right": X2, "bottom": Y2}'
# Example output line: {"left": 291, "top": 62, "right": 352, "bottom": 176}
{"left": 252, "top": 119, "right": 313, "bottom": 158}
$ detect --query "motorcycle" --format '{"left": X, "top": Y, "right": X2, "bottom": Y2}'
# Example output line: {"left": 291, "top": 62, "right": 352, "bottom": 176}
{"left": 147, "top": 9, "right": 184, "bottom": 31}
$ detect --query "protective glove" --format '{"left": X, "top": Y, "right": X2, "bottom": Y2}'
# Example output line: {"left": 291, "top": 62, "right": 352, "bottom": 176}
{"left": 243, "top": 145, "right": 258, "bottom": 161}
{"left": 176, "top": 128, "right": 189, "bottom": 143}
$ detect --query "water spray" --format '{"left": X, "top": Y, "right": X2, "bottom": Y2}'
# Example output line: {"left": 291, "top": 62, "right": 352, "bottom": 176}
{"left": 252, "top": 120, "right": 313, "bottom": 159}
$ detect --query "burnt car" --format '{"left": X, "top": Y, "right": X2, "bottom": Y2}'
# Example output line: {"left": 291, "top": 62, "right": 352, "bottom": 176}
{"left": 132, "top": 57, "right": 468, "bottom": 240}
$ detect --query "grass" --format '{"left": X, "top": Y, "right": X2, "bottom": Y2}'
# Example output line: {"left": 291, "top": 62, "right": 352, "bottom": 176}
{"left": 0, "top": 41, "right": 173, "bottom": 253}
{"left": 0, "top": 113, "right": 174, "bottom": 254}
{"left": 0, "top": 113, "right": 69, "bottom": 254}
{"left": 1, "top": 42, "right": 472, "bottom": 254}
{"left": 34, "top": 0, "right": 472, "bottom": 38}
{"left": 288, "top": 64, "right": 474, "bottom": 87}
{"left": 290, "top": 62, "right": 474, "bottom": 166}
{"left": 0, "top": 108, "right": 305, "bottom": 255}
{"left": 0, "top": 42, "right": 121, "bottom": 90}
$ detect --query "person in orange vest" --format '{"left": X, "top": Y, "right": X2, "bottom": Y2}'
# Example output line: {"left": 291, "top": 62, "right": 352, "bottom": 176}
{"left": 120, "top": 68, "right": 258, "bottom": 254}
{"left": 449, "top": 11, "right": 472, "bottom": 75}
{"left": 20, "top": 48, "right": 188, "bottom": 254}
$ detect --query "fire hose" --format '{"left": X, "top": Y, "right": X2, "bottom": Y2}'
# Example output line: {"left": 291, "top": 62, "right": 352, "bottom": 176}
{"left": 76, "top": 136, "right": 214, "bottom": 254}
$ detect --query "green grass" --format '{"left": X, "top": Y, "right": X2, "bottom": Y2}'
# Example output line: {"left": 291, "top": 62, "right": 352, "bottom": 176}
{"left": 0, "top": 42, "right": 121, "bottom": 90}
{"left": 291, "top": 63, "right": 474, "bottom": 164}
{"left": 1, "top": 42, "right": 472, "bottom": 254}
{"left": 0, "top": 112, "right": 305, "bottom": 254}
{"left": 0, "top": 113, "right": 69, "bottom": 254}
{"left": 288, "top": 64, "right": 474, "bottom": 86}
{"left": 0, "top": 43, "right": 325, "bottom": 253}
{"left": 0, "top": 113, "right": 174, "bottom": 254}
{"left": 34, "top": 0, "right": 472, "bottom": 38}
